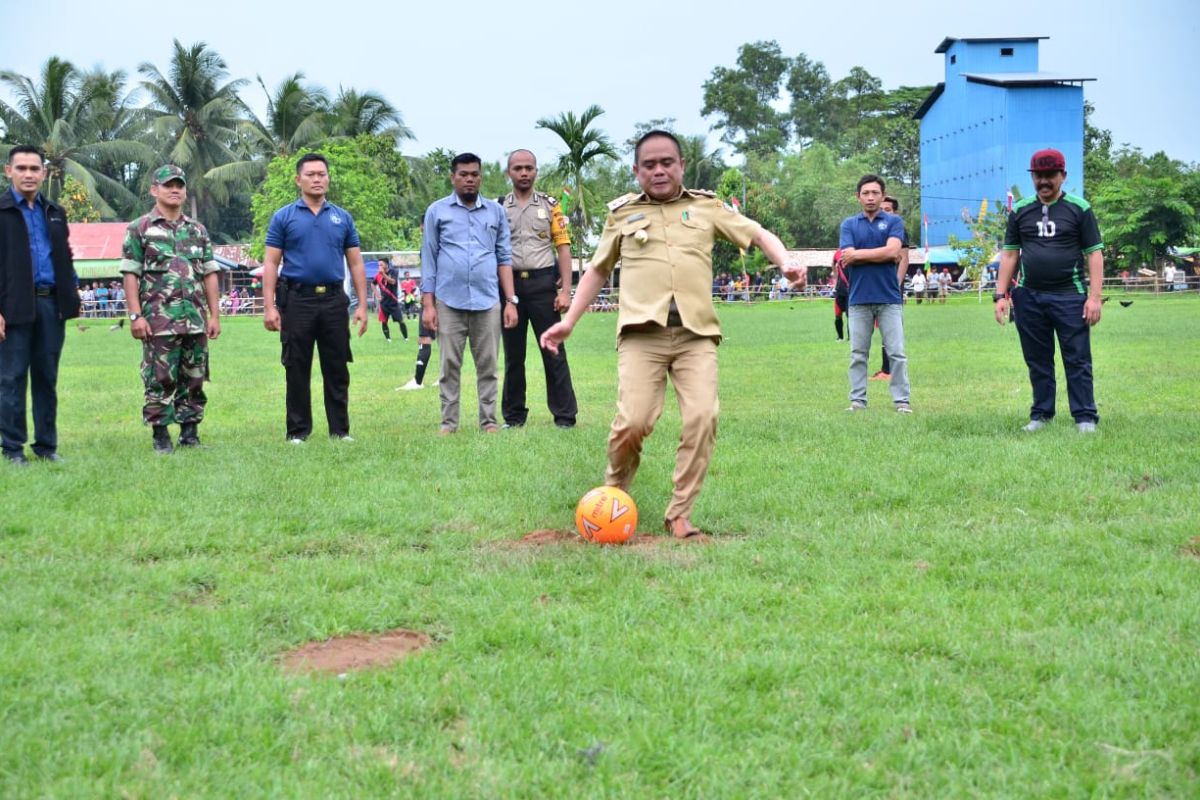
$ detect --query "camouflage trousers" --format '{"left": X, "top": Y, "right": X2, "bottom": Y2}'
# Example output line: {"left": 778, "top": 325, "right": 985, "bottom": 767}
{"left": 141, "top": 333, "right": 209, "bottom": 425}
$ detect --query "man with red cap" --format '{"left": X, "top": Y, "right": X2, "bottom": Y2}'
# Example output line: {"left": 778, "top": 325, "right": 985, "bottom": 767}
{"left": 994, "top": 149, "right": 1105, "bottom": 433}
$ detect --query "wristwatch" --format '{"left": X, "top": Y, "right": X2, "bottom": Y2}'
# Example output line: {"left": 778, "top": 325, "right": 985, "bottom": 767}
{"left": 507, "top": 296, "right": 519, "bottom": 306}
{"left": 129, "top": 312, "right": 141, "bottom": 321}
{"left": 992, "top": 292, "right": 1008, "bottom": 303}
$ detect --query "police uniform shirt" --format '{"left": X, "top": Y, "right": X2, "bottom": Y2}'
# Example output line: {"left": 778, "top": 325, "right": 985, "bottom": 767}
{"left": 589, "top": 189, "right": 761, "bottom": 339}
{"left": 502, "top": 191, "right": 570, "bottom": 272}
{"left": 1004, "top": 194, "right": 1103, "bottom": 294}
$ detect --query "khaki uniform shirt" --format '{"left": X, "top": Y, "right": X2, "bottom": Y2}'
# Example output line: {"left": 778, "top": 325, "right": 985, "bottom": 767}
{"left": 502, "top": 191, "right": 570, "bottom": 272}
{"left": 589, "top": 189, "right": 761, "bottom": 339}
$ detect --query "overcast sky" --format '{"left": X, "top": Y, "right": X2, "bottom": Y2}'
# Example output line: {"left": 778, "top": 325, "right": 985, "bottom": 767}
{"left": 2, "top": 0, "right": 1196, "bottom": 169}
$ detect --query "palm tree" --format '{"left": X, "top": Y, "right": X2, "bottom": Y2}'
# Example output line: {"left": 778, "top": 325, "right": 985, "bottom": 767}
{"left": 679, "top": 135, "right": 725, "bottom": 191}
{"left": 251, "top": 72, "right": 330, "bottom": 157}
{"left": 205, "top": 72, "right": 332, "bottom": 199}
{"left": 327, "top": 88, "right": 413, "bottom": 143}
{"left": 138, "top": 40, "right": 248, "bottom": 221}
{"left": 0, "top": 58, "right": 152, "bottom": 216}
{"left": 536, "top": 105, "right": 618, "bottom": 233}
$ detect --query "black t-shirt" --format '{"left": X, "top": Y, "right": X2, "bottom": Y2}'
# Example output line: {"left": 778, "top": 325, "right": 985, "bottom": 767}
{"left": 1004, "top": 193, "right": 1103, "bottom": 294}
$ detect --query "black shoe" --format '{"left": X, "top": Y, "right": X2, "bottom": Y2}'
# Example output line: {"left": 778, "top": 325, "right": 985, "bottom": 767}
{"left": 178, "top": 422, "right": 201, "bottom": 447}
{"left": 3, "top": 450, "right": 29, "bottom": 467}
{"left": 555, "top": 421, "right": 576, "bottom": 429}
{"left": 153, "top": 425, "right": 174, "bottom": 454}
{"left": 34, "top": 452, "right": 64, "bottom": 463}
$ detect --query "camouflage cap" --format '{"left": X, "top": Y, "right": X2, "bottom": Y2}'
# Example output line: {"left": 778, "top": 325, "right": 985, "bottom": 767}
{"left": 152, "top": 165, "right": 187, "bottom": 185}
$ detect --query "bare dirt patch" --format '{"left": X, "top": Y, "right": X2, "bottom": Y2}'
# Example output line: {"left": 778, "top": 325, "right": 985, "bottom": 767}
{"left": 1179, "top": 537, "right": 1200, "bottom": 561}
{"left": 281, "top": 628, "right": 432, "bottom": 675}
{"left": 492, "top": 529, "right": 713, "bottom": 549}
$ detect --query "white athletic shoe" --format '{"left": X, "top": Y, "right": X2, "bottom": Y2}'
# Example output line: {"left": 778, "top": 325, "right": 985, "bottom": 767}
{"left": 398, "top": 379, "right": 424, "bottom": 391}
{"left": 1022, "top": 419, "right": 1048, "bottom": 432}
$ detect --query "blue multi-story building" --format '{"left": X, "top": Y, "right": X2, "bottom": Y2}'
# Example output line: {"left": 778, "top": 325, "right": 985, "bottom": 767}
{"left": 914, "top": 36, "right": 1094, "bottom": 250}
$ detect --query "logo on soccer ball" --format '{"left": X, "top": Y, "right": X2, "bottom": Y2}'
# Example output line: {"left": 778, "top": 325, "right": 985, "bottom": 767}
{"left": 574, "top": 486, "right": 638, "bottom": 545}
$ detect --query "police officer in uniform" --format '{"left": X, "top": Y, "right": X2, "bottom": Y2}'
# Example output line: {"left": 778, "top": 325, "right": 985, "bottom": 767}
{"left": 541, "top": 131, "right": 804, "bottom": 538}
{"left": 499, "top": 149, "right": 577, "bottom": 428}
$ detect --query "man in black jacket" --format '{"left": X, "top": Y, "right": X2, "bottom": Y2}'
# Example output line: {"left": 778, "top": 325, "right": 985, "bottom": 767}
{"left": 0, "top": 145, "right": 81, "bottom": 465}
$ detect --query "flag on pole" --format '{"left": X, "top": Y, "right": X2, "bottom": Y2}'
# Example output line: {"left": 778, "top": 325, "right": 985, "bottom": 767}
{"left": 1006, "top": 191, "right": 1014, "bottom": 212}
{"left": 730, "top": 195, "right": 741, "bottom": 214}
{"left": 560, "top": 186, "right": 572, "bottom": 216}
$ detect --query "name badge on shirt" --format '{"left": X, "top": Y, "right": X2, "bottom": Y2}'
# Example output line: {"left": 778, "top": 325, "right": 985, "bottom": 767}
{"left": 537, "top": 208, "right": 547, "bottom": 220}
{"left": 331, "top": 214, "right": 342, "bottom": 225}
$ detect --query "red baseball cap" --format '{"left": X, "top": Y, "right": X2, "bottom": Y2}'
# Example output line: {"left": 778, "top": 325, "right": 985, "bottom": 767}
{"left": 1029, "top": 149, "right": 1066, "bottom": 172}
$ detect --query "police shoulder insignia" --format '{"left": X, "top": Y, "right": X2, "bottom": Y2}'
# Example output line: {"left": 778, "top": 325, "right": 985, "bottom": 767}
{"left": 541, "top": 192, "right": 558, "bottom": 207}
{"left": 607, "top": 193, "right": 637, "bottom": 211}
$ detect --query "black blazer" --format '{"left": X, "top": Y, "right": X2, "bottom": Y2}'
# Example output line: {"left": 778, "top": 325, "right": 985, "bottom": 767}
{"left": 0, "top": 189, "right": 81, "bottom": 324}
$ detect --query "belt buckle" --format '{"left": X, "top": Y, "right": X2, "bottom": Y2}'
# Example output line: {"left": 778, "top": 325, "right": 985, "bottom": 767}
{"left": 519, "top": 271, "right": 530, "bottom": 279}
{"left": 314, "top": 285, "right": 327, "bottom": 294}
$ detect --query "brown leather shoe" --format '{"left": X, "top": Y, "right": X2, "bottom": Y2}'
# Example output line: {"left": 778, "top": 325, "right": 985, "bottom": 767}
{"left": 482, "top": 424, "right": 499, "bottom": 433}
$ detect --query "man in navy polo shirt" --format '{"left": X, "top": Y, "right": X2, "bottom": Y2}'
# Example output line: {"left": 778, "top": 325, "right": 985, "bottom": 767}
{"left": 995, "top": 148, "right": 1104, "bottom": 433}
{"left": 262, "top": 153, "right": 369, "bottom": 443}
{"left": 839, "top": 174, "right": 910, "bottom": 413}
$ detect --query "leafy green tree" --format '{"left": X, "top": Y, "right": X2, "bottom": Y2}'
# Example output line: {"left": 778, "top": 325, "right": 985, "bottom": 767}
{"left": 701, "top": 41, "right": 790, "bottom": 158}
{"left": 1093, "top": 164, "right": 1200, "bottom": 267}
{"left": 138, "top": 40, "right": 249, "bottom": 223}
{"left": 536, "top": 105, "right": 618, "bottom": 233}
{"left": 0, "top": 57, "right": 152, "bottom": 216}
{"left": 248, "top": 138, "right": 404, "bottom": 259}
{"left": 948, "top": 206, "right": 1008, "bottom": 290}
{"left": 59, "top": 175, "right": 100, "bottom": 222}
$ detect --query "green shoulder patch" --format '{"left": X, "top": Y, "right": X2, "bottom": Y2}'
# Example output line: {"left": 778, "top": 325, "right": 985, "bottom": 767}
{"left": 1062, "top": 193, "right": 1092, "bottom": 212}
{"left": 1012, "top": 196, "right": 1038, "bottom": 213}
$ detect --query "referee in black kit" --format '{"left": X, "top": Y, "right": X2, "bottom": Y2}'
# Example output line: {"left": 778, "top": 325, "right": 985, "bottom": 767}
{"left": 262, "top": 153, "right": 368, "bottom": 443}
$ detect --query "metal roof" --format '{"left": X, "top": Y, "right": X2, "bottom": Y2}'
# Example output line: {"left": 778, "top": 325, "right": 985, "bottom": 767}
{"left": 964, "top": 72, "right": 1096, "bottom": 86}
{"left": 935, "top": 36, "right": 1047, "bottom": 53}
{"left": 913, "top": 83, "right": 945, "bottom": 120}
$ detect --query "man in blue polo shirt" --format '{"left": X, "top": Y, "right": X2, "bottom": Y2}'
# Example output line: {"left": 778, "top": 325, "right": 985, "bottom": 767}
{"left": 420, "top": 152, "right": 517, "bottom": 435}
{"left": 839, "top": 174, "right": 910, "bottom": 413}
{"left": 994, "top": 148, "right": 1104, "bottom": 433}
{"left": 262, "top": 153, "right": 369, "bottom": 443}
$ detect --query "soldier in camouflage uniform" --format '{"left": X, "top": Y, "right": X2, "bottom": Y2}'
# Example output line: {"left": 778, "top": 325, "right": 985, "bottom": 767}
{"left": 120, "top": 165, "right": 222, "bottom": 453}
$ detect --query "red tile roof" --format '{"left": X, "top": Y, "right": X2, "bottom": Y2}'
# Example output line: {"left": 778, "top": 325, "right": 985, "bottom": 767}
{"left": 68, "top": 222, "right": 129, "bottom": 260}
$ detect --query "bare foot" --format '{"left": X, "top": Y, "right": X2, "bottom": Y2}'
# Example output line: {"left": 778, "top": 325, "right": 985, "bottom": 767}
{"left": 665, "top": 517, "right": 703, "bottom": 539}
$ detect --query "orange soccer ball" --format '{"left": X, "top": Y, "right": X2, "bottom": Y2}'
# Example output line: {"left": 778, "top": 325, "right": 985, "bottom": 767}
{"left": 575, "top": 486, "right": 638, "bottom": 545}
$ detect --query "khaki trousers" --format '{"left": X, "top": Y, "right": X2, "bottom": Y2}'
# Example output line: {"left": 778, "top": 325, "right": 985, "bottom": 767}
{"left": 606, "top": 326, "right": 718, "bottom": 522}
{"left": 436, "top": 300, "right": 500, "bottom": 431}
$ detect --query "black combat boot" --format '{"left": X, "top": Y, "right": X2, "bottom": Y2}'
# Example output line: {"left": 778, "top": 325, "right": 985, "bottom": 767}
{"left": 178, "top": 422, "right": 201, "bottom": 447}
{"left": 152, "top": 425, "right": 174, "bottom": 454}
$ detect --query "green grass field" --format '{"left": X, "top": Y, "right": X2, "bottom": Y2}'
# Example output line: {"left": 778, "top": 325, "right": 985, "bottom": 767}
{"left": 2, "top": 295, "right": 1197, "bottom": 797}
